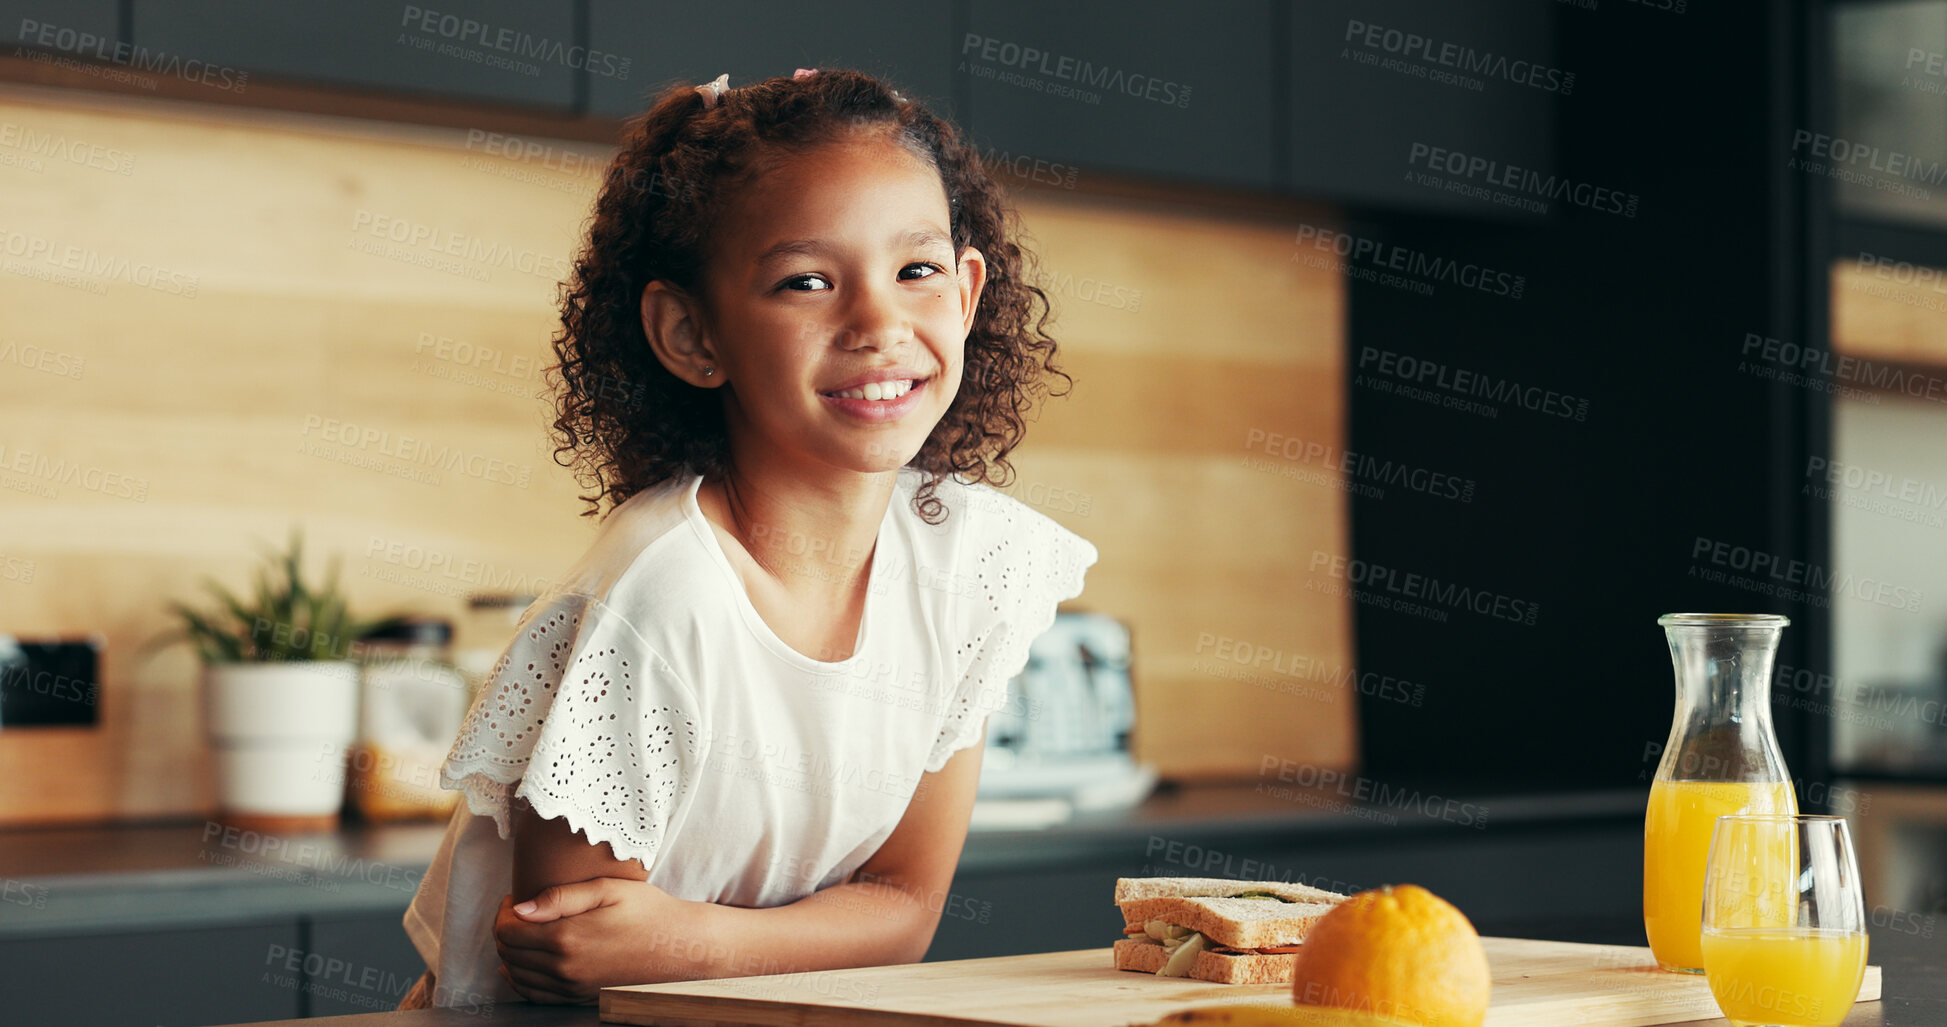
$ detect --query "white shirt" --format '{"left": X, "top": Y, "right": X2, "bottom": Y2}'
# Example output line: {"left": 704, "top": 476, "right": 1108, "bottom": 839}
{"left": 401, "top": 467, "right": 1099, "bottom": 1005}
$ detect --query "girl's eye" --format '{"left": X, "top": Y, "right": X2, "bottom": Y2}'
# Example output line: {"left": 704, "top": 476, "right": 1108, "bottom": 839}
{"left": 781, "top": 264, "right": 944, "bottom": 291}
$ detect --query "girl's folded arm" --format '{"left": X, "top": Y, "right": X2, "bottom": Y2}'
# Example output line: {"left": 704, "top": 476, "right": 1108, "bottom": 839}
{"left": 509, "top": 795, "right": 650, "bottom": 902}
{"left": 493, "top": 735, "right": 984, "bottom": 999}
{"left": 495, "top": 796, "right": 661, "bottom": 1002}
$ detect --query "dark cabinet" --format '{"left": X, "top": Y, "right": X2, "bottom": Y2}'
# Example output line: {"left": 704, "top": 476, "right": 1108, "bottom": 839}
{"left": 0, "top": 920, "right": 304, "bottom": 1027}
{"left": 129, "top": 0, "right": 578, "bottom": 110}
{"left": 1288, "top": 0, "right": 1559, "bottom": 219}
{"left": 586, "top": 0, "right": 958, "bottom": 121}
{"left": 962, "top": 0, "right": 1279, "bottom": 191}
{"left": 0, "top": 909, "right": 422, "bottom": 1026}
{"left": 1, "top": 1, "right": 119, "bottom": 47}
{"left": 930, "top": 818, "right": 1644, "bottom": 961}
{"left": 302, "top": 911, "right": 432, "bottom": 1016}
{"left": 17, "top": 0, "right": 1566, "bottom": 217}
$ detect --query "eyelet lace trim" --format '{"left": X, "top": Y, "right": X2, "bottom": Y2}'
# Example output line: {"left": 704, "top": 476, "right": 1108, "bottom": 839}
{"left": 925, "top": 494, "right": 1099, "bottom": 773}
{"left": 441, "top": 591, "right": 699, "bottom": 867}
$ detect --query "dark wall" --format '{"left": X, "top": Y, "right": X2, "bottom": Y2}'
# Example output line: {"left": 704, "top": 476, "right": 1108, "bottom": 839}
{"left": 1347, "top": 0, "right": 1831, "bottom": 796}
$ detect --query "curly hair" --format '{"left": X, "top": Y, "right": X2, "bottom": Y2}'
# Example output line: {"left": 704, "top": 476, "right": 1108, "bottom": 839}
{"left": 545, "top": 68, "right": 1071, "bottom": 525}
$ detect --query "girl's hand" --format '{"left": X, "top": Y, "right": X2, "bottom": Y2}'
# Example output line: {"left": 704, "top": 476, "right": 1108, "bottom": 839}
{"left": 492, "top": 877, "right": 713, "bottom": 1004}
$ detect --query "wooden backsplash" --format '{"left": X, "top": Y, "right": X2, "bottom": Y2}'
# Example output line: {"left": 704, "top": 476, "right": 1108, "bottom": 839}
{"left": 0, "top": 87, "right": 1349, "bottom": 824}
{"left": 1830, "top": 256, "right": 1947, "bottom": 367}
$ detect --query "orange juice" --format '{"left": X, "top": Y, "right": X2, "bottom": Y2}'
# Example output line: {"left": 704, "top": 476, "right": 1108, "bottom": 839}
{"left": 1643, "top": 778, "right": 1797, "bottom": 971}
{"left": 1701, "top": 927, "right": 1867, "bottom": 1026}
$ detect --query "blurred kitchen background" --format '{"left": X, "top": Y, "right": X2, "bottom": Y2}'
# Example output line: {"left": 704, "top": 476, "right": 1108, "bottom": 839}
{"left": 1, "top": 0, "right": 1944, "bottom": 1023}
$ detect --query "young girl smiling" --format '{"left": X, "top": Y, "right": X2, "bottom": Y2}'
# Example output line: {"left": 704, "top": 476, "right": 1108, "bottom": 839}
{"left": 399, "top": 67, "right": 1098, "bottom": 1008}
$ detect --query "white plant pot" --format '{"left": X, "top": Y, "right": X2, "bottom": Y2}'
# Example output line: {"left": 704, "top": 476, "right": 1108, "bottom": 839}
{"left": 204, "top": 661, "right": 359, "bottom": 817}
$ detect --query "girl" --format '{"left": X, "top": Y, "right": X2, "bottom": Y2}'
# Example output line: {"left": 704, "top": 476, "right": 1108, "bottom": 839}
{"left": 397, "top": 67, "right": 1099, "bottom": 1008}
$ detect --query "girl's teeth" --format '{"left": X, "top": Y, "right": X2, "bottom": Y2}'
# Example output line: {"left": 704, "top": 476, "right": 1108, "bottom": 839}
{"left": 831, "top": 379, "right": 914, "bottom": 401}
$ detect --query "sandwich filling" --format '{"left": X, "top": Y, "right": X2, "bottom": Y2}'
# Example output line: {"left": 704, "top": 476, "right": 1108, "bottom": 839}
{"left": 1119, "top": 891, "right": 1305, "bottom": 975}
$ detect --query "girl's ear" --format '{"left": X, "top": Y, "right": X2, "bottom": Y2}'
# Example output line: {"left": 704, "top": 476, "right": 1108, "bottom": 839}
{"left": 955, "top": 246, "right": 988, "bottom": 339}
{"left": 641, "top": 281, "right": 721, "bottom": 387}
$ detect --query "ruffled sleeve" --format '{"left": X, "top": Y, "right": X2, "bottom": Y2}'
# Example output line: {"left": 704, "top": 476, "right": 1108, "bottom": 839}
{"left": 924, "top": 494, "right": 1100, "bottom": 773}
{"left": 440, "top": 590, "right": 701, "bottom": 868}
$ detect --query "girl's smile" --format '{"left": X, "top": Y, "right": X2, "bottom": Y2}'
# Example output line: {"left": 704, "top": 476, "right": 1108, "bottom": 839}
{"left": 819, "top": 371, "right": 934, "bottom": 422}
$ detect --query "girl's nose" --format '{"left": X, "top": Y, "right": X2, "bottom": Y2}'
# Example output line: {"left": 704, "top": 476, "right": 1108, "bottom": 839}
{"left": 837, "top": 289, "right": 911, "bottom": 351}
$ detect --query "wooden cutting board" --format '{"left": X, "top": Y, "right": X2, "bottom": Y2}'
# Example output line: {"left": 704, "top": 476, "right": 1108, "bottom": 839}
{"left": 600, "top": 937, "right": 1882, "bottom": 1026}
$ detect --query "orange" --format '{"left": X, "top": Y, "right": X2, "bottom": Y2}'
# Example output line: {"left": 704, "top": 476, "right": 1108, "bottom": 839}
{"left": 1289, "top": 884, "right": 1491, "bottom": 1027}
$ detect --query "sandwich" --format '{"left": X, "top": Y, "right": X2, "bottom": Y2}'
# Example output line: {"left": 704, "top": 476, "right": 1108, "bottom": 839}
{"left": 1112, "top": 877, "right": 1348, "bottom": 985}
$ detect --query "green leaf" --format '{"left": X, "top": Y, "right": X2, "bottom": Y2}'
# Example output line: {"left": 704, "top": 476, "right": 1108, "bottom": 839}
{"left": 327, "top": 597, "right": 354, "bottom": 660}
{"left": 153, "top": 525, "right": 430, "bottom": 668}
{"left": 201, "top": 576, "right": 257, "bottom": 646}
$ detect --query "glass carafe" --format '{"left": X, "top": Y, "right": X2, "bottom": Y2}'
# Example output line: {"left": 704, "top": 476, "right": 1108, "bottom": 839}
{"left": 1643, "top": 613, "right": 1797, "bottom": 974}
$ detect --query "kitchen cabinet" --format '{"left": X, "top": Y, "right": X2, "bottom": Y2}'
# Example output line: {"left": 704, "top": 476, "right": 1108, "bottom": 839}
{"left": 961, "top": 0, "right": 1278, "bottom": 191}
{"left": 129, "top": 0, "right": 578, "bottom": 110}
{"left": 586, "top": 0, "right": 958, "bottom": 122}
{"left": 0, "top": 912, "right": 422, "bottom": 1026}
{"left": 1832, "top": 1, "right": 1947, "bottom": 228}
{"left": 304, "top": 911, "right": 432, "bottom": 1016}
{"left": 0, "top": 920, "right": 304, "bottom": 1027}
{"left": 928, "top": 811, "right": 1645, "bottom": 960}
{"left": 0, "top": 1, "right": 119, "bottom": 46}
{"left": 10, "top": 0, "right": 1564, "bottom": 217}
{"left": 1288, "top": 0, "right": 1558, "bottom": 218}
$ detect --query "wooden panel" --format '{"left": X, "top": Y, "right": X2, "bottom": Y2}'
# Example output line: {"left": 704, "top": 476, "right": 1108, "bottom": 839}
{"left": 994, "top": 193, "right": 1352, "bottom": 779}
{"left": 0, "top": 90, "right": 599, "bottom": 824}
{"left": 1000, "top": 193, "right": 1342, "bottom": 365}
{"left": 601, "top": 941, "right": 1882, "bottom": 1027}
{"left": 0, "top": 86, "right": 1347, "bottom": 823}
{"left": 1830, "top": 258, "right": 1947, "bottom": 367}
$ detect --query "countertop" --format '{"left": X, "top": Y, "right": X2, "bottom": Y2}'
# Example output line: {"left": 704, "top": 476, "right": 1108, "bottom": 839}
{"left": 3, "top": 783, "right": 1937, "bottom": 1026}
{"left": 204, "top": 924, "right": 1947, "bottom": 1027}
{"left": 0, "top": 781, "right": 1649, "bottom": 936}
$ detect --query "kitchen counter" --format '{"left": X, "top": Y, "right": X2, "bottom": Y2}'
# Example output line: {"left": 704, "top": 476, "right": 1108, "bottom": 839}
{"left": 204, "top": 923, "right": 1947, "bottom": 1026}
{"left": 0, "top": 781, "right": 1663, "bottom": 1025}
{"left": 0, "top": 781, "right": 1648, "bottom": 936}
{"left": 0, "top": 817, "right": 450, "bottom": 936}
{"left": 4, "top": 782, "right": 1930, "bottom": 1027}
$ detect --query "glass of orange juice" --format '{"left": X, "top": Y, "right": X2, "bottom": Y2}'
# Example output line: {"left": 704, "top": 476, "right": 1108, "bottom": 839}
{"left": 1701, "top": 814, "right": 1868, "bottom": 1027}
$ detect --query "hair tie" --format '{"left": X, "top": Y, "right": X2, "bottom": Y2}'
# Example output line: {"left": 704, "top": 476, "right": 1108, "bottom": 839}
{"left": 705, "top": 67, "right": 905, "bottom": 107}
{"left": 694, "top": 72, "right": 729, "bottom": 109}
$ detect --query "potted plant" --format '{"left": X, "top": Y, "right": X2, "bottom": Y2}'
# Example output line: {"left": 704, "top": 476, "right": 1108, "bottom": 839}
{"left": 160, "top": 530, "right": 404, "bottom": 830}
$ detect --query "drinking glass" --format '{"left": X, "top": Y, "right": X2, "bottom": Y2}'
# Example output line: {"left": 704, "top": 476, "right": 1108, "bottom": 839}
{"left": 1701, "top": 814, "right": 1868, "bottom": 1027}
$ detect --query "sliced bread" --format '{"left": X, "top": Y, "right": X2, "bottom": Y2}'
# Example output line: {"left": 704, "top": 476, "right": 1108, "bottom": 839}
{"left": 1113, "top": 877, "right": 1348, "bottom": 905}
{"left": 1117, "top": 895, "right": 1340, "bottom": 949}
{"left": 1112, "top": 937, "right": 1298, "bottom": 986}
